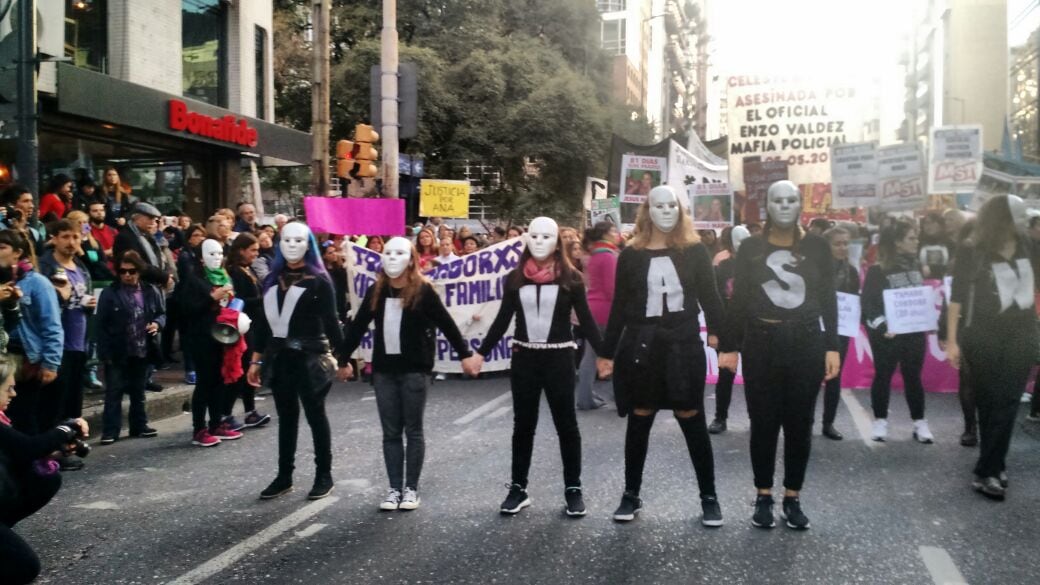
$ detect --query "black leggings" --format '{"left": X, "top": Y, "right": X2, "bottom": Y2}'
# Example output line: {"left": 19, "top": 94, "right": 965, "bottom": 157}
{"left": 743, "top": 321, "right": 823, "bottom": 491}
{"left": 270, "top": 352, "right": 332, "bottom": 476}
{"left": 188, "top": 340, "right": 225, "bottom": 432}
{"left": 713, "top": 368, "right": 736, "bottom": 421}
{"left": 821, "top": 337, "right": 850, "bottom": 426}
{"left": 623, "top": 409, "right": 716, "bottom": 498}
{"left": 223, "top": 348, "right": 257, "bottom": 416}
{"left": 509, "top": 348, "right": 582, "bottom": 488}
{"left": 868, "top": 331, "right": 926, "bottom": 420}
{"left": 0, "top": 471, "right": 61, "bottom": 585}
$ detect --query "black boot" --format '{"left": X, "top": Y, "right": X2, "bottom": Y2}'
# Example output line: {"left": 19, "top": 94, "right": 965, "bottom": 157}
{"left": 308, "top": 471, "right": 335, "bottom": 500}
{"left": 260, "top": 474, "right": 293, "bottom": 500}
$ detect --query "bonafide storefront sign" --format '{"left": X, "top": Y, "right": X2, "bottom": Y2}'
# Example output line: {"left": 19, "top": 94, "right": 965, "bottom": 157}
{"left": 168, "top": 99, "right": 259, "bottom": 148}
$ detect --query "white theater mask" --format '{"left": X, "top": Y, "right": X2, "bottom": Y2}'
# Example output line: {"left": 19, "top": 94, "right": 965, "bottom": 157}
{"left": 526, "top": 217, "right": 559, "bottom": 261}
{"left": 731, "top": 225, "right": 751, "bottom": 253}
{"left": 381, "top": 237, "right": 413, "bottom": 278}
{"left": 279, "top": 222, "right": 310, "bottom": 263}
{"left": 201, "top": 239, "right": 224, "bottom": 270}
{"left": 648, "top": 186, "right": 681, "bottom": 233}
{"left": 766, "top": 180, "right": 802, "bottom": 230}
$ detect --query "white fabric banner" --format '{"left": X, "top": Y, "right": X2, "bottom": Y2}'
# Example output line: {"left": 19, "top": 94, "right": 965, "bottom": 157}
{"left": 883, "top": 286, "right": 938, "bottom": 334}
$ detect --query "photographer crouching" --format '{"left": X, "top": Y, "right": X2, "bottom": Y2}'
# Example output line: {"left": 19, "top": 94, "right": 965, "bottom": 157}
{"left": 0, "top": 355, "right": 89, "bottom": 584}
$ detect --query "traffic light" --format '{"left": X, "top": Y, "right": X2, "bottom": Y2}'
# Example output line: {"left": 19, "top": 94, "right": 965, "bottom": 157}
{"left": 335, "top": 139, "right": 355, "bottom": 179}
{"left": 353, "top": 124, "right": 379, "bottom": 178}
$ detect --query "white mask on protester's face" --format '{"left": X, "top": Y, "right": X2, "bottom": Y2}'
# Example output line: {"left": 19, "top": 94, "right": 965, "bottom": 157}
{"left": 279, "top": 223, "right": 310, "bottom": 263}
{"left": 731, "top": 225, "right": 751, "bottom": 253}
{"left": 526, "top": 217, "right": 559, "bottom": 261}
{"left": 648, "top": 186, "right": 681, "bottom": 233}
{"left": 381, "top": 237, "right": 413, "bottom": 278}
{"left": 201, "top": 239, "right": 224, "bottom": 270}
{"left": 1008, "top": 195, "right": 1029, "bottom": 229}
{"left": 766, "top": 180, "right": 802, "bottom": 229}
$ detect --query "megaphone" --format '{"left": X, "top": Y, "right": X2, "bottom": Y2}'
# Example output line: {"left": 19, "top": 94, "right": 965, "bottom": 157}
{"left": 211, "top": 322, "right": 241, "bottom": 345}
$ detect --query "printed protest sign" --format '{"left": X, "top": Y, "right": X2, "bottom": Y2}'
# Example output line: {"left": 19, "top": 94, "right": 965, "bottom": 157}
{"left": 877, "top": 143, "right": 926, "bottom": 212}
{"left": 929, "top": 125, "right": 983, "bottom": 194}
{"left": 837, "top": 292, "right": 861, "bottom": 338}
{"left": 619, "top": 155, "right": 666, "bottom": 205}
{"left": 831, "top": 142, "right": 878, "bottom": 207}
{"left": 590, "top": 197, "right": 621, "bottom": 227}
{"left": 419, "top": 179, "right": 470, "bottom": 218}
{"left": 691, "top": 183, "right": 734, "bottom": 230}
{"left": 883, "top": 286, "right": 938, "bottom": 334}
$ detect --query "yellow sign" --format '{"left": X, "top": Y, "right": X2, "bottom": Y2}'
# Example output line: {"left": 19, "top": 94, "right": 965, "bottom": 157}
{"left": 419, "top": 179, "right": 470, "bottom": 218}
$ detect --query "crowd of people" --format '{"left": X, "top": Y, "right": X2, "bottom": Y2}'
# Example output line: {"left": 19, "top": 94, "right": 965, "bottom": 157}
{"left": 1, "top": 171, "right": 1038, "bottom": 582}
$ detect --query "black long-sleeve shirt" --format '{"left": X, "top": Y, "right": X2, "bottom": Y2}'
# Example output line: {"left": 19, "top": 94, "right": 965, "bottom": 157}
{"left": 861, "top": 256, "right": 924, "bottom": 335}
{"left": 951, "top": 239, "right": 1037, "bottom": 330}
{"left": 0, "top": 423, "right": 76, "bottom": 468}
{"left": 252, "top": 268, "right": 344, "bottom": 355}
{"left": 721, "top": 233, "right": 838, "bottom": 352}
{"left": 341, "top": 282, "right": 472, "bottom": 373}
{"left": 478, "top": 272, "right": 603, "bottom": 357}
{"left": 602, "top": 244, "right": 724, "bottom": 358}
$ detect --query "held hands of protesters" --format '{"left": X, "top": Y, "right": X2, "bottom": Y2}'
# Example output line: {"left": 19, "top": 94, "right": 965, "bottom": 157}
{"left": 824, "top": 350, "right": 841, "bottom": 381}
{"left": 246, "top": 362, "right": 262, "bottom": 388}
{"left": 945, "top": 341, "right": 961, "bottom": 370}
{"left": 336, "top": 362, "right": 354, "bottom": 382}
{"left": 596, "top": 358, "right": 613, "bottom": 379}
{"left": 718, "top": 352, "right": 738, "bottom": 373}
{"left": 461, "top": 354, "right": 485, "bottom": 377}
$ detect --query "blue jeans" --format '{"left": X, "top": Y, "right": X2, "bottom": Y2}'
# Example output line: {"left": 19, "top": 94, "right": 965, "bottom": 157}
{"left": 373, "top": 372, "right": 428, "bottom": 490}
{"left": 102, "top": 357, "right": 150, "bottom": 437}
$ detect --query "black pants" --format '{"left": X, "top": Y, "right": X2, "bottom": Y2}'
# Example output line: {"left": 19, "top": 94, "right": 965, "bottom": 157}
{"left": 743, "top": 320, "right": 824, "bottom": 491}
{"left": 188, "top": 338, "right": 224, "bottom": 432}
{"left": 509, "top": 348, "right": 582, "bottom": 488}
{"left": 40, "top": 350, "right": 87, "bottom": 428}
{"left": 868, "top": 331, "right": 926, "bottom": 420}
{"left": 0, "top": 471, "right": 61, "bottom": 585}
{"left": 960, "top": 361, "right": 977, "bottom": 432}
{"left": 101, "top": 357, "right": 150, "bottom": 437}
{"left": 713, "top": 367, "right": 736, "bottom": 421}
{"left": 963, "top": 323, "right": 1035, "bottom": 478}
{"left": 373, "top": 372, "right": 428, "bottom": 490}
{"left": 821, "top": 337, "right": 850, "bottom": 426}
{"left": 270, "top": 351, "right": 332, "bottom": 476}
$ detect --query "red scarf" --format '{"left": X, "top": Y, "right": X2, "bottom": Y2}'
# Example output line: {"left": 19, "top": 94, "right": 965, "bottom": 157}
{"left": 0, "top": 411, "right": 11, "bottom": 426}
{"left": 523, "top": 258, "right": 557, "bottom": 284}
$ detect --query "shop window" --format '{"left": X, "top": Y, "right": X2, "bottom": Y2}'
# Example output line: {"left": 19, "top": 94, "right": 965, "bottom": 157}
{"left": 182, "top": 0, "right": 227, "bottom": 107}
{"left": 65, "top": 0, "right": 107, "bottom": 72}
{"left": 255, "top": 25, "right": 267, "bottom": 120}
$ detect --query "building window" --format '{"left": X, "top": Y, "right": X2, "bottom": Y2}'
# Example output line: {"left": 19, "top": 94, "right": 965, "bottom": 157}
{"left": 601, "top": 18, "right": 626, "bottom": 55}
{"left": 596, "top": 1, "right": 626, "bottom": 12}
{"left": 182, "top": 0, "right": 226, "bottom": 107}
{"left": 65, "top": 0, "right": 107, "bottom": 72}
{"left": 255, "top": 26, "right": 267, "bottom": 120}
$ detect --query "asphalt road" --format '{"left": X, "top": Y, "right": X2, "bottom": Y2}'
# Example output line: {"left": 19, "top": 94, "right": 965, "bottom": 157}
{"left": 19, "top": 375, "right": 1040, "bottom": 585}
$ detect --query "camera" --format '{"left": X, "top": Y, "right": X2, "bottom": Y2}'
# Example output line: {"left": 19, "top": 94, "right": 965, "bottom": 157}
{"left": 69, "top": 439, "right": 91, "bottom": 459}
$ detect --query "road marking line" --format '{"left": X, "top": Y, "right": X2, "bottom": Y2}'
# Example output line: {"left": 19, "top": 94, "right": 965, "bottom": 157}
{"left": 294, "top": 523, "right": 327, "bottom": 539}
{"left": 360, "top": 396, "right": 376, "bottom": 401}
{"left": 487, "top": 406, "right": 511, "bottom": 419}
{"left": 841, "top": 389, "right": 878, "bottom": 448}
{"left": 919, "top": 546, "right": 969, "bottom": 585}
{"left": 72, "top": 501, "right": 120, "bottom": 510}
{"left": 453, "top": 392, "right": 511, "bottom": 425}
{"left": 164, "top": 496, "right": 339, "bottom": 585}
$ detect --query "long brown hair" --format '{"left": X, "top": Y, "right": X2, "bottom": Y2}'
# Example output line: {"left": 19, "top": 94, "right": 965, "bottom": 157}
{"left": 369, "top": 243, "right": 429, "bottom": 311}
{"left": 877, "top": 217, "right": 917, "bottom": 269}
{"left": 227, "top": 232, "right": 259, "bottom": 268}
{"left": 627, "top": 197, "right": 700, "bottom": 249}
{"left": 973, "top": 194, "right": 1017, "bottom": 255}
{"left": 415, "top": 227, "right": 437, "bottom": 256}
{"left": 100, "top": 167, "right": 129, "bottom": 203}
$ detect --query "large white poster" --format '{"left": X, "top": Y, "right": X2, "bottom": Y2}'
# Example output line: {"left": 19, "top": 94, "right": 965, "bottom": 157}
{"left": 929, "top": 125, "right": 983, "bottom": 194}
{"left": 831, "top": 142, "right": 879, "bottom": 208}
{"left": 877, "top": 143, "right": 926, "bottom": 212}
{"left": 345, "top": 238, "right": 526, "bottom": 373}
{"left": 726, "top": 76, "right": 865, "bottom": 192}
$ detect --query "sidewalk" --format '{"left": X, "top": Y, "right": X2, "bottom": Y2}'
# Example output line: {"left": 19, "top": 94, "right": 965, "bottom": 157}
{"left": 80, "top": 366, "right": 196, "bottom": 437}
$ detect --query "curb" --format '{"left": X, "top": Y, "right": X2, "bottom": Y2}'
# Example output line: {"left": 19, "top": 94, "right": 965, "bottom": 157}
{"left": 81, "top": 383, "right": 195, "bottom": 438}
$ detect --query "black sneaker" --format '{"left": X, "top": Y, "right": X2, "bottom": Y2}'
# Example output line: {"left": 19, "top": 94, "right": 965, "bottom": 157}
{"left": 708, "top": 419, "right": 727, "bottom": 434}
{"left": 99, "top": 435, "right": 117, "bottom": 445}
{"left": 701, "top": 495, "right": 723, "bottom": 527}
{"left": 998, "top": 471, "right": 1009, "bottom": 489}
{"left": 751, "top": 494, "right": 775, "bottom": 528}
{"left": 308, "top": 473, "right": 335, "bottom": 500}
{"left": 612, "top": 491, "right": 642, "bottom": 522}
{"left": 129, "top": 426, "right": 158, "bottom": 438}
{"left": 781, "top": 496, "right": 811, "bottom": 530}
{"left": 960, "top": 430, "right": 978, "bottom": 447}
{"left": 564, "top": 487, "right": 586, "bottom": 517}
{"left": 58, "top": 455, "right": 85, "bottom": 471}
{"left": 500, "top": 483, "right": 531, "bottom": 514}
{"left": 145, "top": 382, "right": 164, "bottom": 393}
{"left": 259, "top": 475, "right": 293, "bottom": 500}
{"left": 822, "top": 425, "right": 844, "bottom": 440}
{"left": 972, "top": 476, "right": 1005, "bottom": 501}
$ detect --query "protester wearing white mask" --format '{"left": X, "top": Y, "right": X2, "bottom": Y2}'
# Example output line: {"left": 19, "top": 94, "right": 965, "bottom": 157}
{"left": 718, "top": 180, "right": 841, "bottom": 530}
{"left": 595, "top": 186, "right": 726, "bottom": 526}
{"left": 247, "top": 221, "right": 344, "bottom": 501}
{"left": 339, "top": 237, "right": 472, "bottom": 511}
{"left": 463, "top": 217, "right": 604, "bottom": 518}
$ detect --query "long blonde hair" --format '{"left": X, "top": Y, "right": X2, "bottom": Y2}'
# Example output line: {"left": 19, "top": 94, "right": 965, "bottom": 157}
{"left": 370, "top": 244, "right": 429, "bottom": 311}
{"left": 627, "top": 198, "right": 700, "bottom": 249}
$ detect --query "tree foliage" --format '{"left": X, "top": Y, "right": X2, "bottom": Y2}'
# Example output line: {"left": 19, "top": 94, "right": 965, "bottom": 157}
{"left": 274, "top": 0, "right": 653, "bottom": 222}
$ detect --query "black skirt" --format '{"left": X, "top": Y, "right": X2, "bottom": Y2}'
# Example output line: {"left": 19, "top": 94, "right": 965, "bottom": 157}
{"left": 613, "top": 324, "right": 707, "bottom": 416}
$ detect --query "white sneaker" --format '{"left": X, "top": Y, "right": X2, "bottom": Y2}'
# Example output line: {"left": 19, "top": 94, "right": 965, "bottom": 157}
{"left": 399, "top": 487, "right": 420, "bottom": 510}
{"left": 912, "top": 419, "right": 934, "bottom": 444}
{"left": 872, "top": 419, "right": 888, "bottom": 442}
{"left": 380, "top": 488, "right": 401, "bottom": 511}
{"left": 1021, "top": 392, "right": 1033, "bottom": 404}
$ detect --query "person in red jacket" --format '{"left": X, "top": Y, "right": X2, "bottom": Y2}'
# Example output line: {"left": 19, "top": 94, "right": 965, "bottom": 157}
{"left": 38, "top": 174, "right": 74, "bottom": 221}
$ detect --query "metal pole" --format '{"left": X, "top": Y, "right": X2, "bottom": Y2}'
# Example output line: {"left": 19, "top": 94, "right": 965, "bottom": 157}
{"left": 310, "top": 0, "right": 330, "bottom": 196}
{"left": 381, "top": 0, "right": 399, "bottom": 198}
{"left": 15, "top": 0, "right": 38, "bottom": 198}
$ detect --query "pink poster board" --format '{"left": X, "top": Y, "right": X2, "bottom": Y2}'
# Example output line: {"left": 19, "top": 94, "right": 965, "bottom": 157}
{"left": 303, "top": 196, "right": 406, "bottom": 236}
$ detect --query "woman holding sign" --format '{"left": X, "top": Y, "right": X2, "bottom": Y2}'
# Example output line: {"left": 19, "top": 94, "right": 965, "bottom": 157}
{"left": 946, "top": 195, "right": 1036, "bottom": 501}
{"left": 861, "top": 218, "right": 933, "bottom": 444}
{"left": 338, "top": 237, "right": 473, "bottom": 512}
{"left": 820, "top": 226, "right": 860, "bottom": 441}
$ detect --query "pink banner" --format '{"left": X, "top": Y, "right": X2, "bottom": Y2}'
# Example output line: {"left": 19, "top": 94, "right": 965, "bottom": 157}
{"left": 303, "top": 196, "right": 406, "bottom": 236}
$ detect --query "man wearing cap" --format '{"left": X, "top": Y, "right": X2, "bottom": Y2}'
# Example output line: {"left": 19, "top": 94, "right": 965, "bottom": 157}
{"left": 114, "top": 203, "right": 172, "bottom": 288}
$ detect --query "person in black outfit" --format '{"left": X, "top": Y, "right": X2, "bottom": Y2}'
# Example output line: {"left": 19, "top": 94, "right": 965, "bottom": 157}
{"left": 247, "top": 222, "right": 343, "bottom": 501}
{"left": 222, "top": 233, "right": 271, "bottom": 430}
{"left": 819, "top": 226, "right": 859, "bottom": 441}
{"left": 322, "top": 240, "right": 349, "bottom": 323}
{"left": 463, "top": 217, "right": 602, "bottom": 518}
{"left": 709, "top": 225, "right": 749, "bottom": 434}
{"left": 0, "top": 355, "right": 87, "bottom": 585}
{"left": 719, "top": 180, "right": 840, "bottom": 530}
{"left": 339, "top": 237, "right": 473, "bottom": 511}
{"left": 112, "top": 203, "right": 171, "bottom": 288}
{"left": 946, "top": 195, "right": 1037, "bottom": 501}
{"left": 596, "top": 187, "right": 725, "bottom": 526}
{"left": 861, "top": 218, "right": 934, "bottom": 444}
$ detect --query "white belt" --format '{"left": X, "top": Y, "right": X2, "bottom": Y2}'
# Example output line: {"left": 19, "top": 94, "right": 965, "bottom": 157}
{"left": 511, "top": 340, "right": 578, "bottom": 350}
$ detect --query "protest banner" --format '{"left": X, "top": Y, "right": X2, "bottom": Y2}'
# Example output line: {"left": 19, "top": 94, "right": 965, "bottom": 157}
{"left": 929, "top": 125, "right": 983, "bottom": 194}
{"left": 883, "top": 286, "right": 938, "bottom": 334}
{"left": 303, "top": 196, "right": 405, "bottom": 236}
{"left": 344, "top": 238, "right": 526, "bottom": 373}
{"left": 669, "top": 140, "right": 730, "bottom": 206}
{"left": 419, "top": 179, "right": 470, "bottom": 218}
{"left": 837, "top": 292, "right": 861, "bottom": 338}
{"left": 691, "top": 183, "right": 734, "bottom": 230}
{"left": 830, "top": 141, "right": 879, "bottom": 207}
{"left": 876, "top": 143, "right": 926, "bottom": 212}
